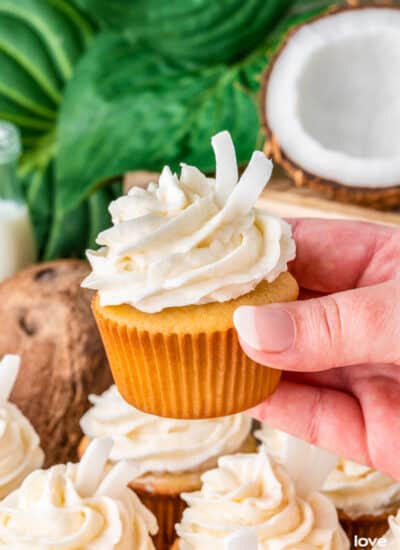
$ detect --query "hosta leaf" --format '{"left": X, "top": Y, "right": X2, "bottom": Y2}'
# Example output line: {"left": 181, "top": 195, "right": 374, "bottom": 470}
{"left": 86, "top": 185, "right": 116, "bottom": 250}
{"left": 0, "top": 14, "right": 62, "bottom": 104}
{"left": 0, "top": 50, "right": 56, "bottom": 117}
{"left": 20, "top": 161, "right": 54, "bottom": 257}
{"left": 56, "top": 32, "right": 262, "bottom": 213}
{"left": 44, "top": 184, "right": 116, "bottom": 260}
{"left": 48, "top": 0, "right": 94, "bottom": 50}
{"left": 72, "top": 0, "right": 292, "bottom": 63}
{"left": 0, "top": 93, "right": 54, "bottom": 130}
{"left": 0, "top": 0, "right": 96, "bottom": 259}
{"left": 0, "top": 0, "right": 89, "bottom": 82}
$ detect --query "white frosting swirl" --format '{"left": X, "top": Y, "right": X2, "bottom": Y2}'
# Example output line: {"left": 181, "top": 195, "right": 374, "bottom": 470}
{"left": 256, "top": 424, "right": 400, "bottom": 519}
{"left": 82, "top": 131, "right": 295, "bottom": 313}
{"left": 176, "top": 452, "right": 349, "bottom": 549}
{"left": 0, "top": 462, "right": 157, "bottom": 549}
{"left": 0, "top": 402, "right": 44, "bottom": 499}
{"left": 323, "top": 460, "right": 400, "bottom": 519}
{"left": 80, "top": 385, "right": 252, "bottom": 474}
{"left": 376, "top": 512, "right": 400, "bottom": 549}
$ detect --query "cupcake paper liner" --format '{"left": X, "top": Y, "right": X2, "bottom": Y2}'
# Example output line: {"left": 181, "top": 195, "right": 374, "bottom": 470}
{"left": 132, "top": 487, "right": 186, "bottom": 550}
{"left": 339, "top": 511, "right": 391, "bottom": 549}
{"left": 93, "top": 297, "right": 281, "bottom": 418}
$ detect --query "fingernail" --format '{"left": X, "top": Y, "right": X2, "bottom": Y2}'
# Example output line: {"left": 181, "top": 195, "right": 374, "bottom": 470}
{"left": 234, "top": 306, "right": 295, "bottom": 352}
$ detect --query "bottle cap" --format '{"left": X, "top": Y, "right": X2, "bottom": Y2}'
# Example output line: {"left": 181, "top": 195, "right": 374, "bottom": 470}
{"left": 0, "top": 121, "right": 21, "bottom": 164}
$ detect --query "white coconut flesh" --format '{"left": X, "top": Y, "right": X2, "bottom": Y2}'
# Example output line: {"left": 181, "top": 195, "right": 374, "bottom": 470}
{"left": 266, "top": 8, "right": 400, "bottom": 188}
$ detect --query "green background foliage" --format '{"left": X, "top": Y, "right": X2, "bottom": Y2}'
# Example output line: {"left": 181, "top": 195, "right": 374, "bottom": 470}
{"left": 0, "top": 0, "right": 344, "bottom": 259}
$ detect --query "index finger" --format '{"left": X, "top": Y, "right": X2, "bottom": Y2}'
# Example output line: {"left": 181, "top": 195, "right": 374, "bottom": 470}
{"left": 287, "top": 218, "right": 398, "bottom": 293}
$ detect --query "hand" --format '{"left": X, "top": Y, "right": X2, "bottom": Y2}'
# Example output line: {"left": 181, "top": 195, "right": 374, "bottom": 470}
{"left": 234, "top": 219, "right": 400, "bottom": 479}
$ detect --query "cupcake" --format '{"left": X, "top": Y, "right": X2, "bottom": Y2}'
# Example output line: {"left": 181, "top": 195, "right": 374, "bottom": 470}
{"left": 323, "top": 461, "right": 400, "bottom": 545}
{"left": 373, "top": 511, "right": 400, "bottom": 549}
{"left": 79, "top": 385, "right": 256, "bottom": 549}
{"left": 256, "top": 424, "right": 400, "bottom": 545}
{"left": 0, "top": 438, "right": 157, "bottom": 549}
{"left": 82, "top": 131, "right": 298, "bottom": 418}
{"left": 174, "top": 451, "right": 350, "bottom": 549}
{"left": 0, "top": 354, "right": 44, "bottom": 498}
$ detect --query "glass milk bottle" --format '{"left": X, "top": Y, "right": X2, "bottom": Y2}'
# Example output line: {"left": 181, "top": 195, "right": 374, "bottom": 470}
{"left": 0, "top": 121, "right": 36, "bottom": 281}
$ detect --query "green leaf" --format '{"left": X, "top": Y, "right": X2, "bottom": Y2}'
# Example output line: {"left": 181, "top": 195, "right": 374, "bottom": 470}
{"left": 56, "top": 32, "right": 263, "bottom": 212}
{"left": 43, "top": 184, "right": 118, "bottom": 260}
{"left": 21, "top": 161, "right": 54, "bottom": 257}
{"left": 0, "top": 93, "right": 54, "bottom": 130}
{"left": 0, "top": 0, "right": 88, "bottom": 81}
{"left": 0, "top": 14, "right": 62, "bottom": 104}
{"left": 86, "top": 185, "right": 113, "bottom": 250}
{"left": 72, "top": 0, "right": 293, "bottom": 64}
{"left": 48, "top": 0, "right": 95, "bottom": 50}
{"left": 0, "top": 49, "right": 57, "bottom": 117}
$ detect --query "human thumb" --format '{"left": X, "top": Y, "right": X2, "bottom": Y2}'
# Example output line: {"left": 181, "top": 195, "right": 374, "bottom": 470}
{"left": 234, "top": 280, "right": 400, "bottom": 372}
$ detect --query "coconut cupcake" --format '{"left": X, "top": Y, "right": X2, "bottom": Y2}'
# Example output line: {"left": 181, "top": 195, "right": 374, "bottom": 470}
{"left": 0, "top": 355, "right": 44, "bottom": 498}
{"left": 0, "top": 438, "right": 157, "bottom": 549}
{"left": 256, "top": 424, "right": 400, "bottom": 544}
{"left": 323, "top": 461, "right": 400, "bottom": 544}
{"left": 82, "top": 131, "right": 298, "bottom": 419}
{"left": 174, "top": 451, "right": 349, "bottom": 549}
{"left": 79, "top": 385, "right": 256, "bottom": 549}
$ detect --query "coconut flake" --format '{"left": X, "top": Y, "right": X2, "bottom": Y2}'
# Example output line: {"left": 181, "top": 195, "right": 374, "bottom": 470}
{"left": 0, "top": 355, "right": 20, "bottom": 407}
{"left": 277, "top": 437, "right": 338, "bottom": 498}
{"left": 224, "top": 528, "right": 258, "bottom": 550}
{"left": 223, "top": 151, "right": 273, "bottom": 222}
{"left": 96, "top": 460, "right": 142, "bottom": 499}
{"left": 76, "top": 438, "right": 113, "bottom": 497}
{"left": 212, "top": 131, "right": 239, "bottom": 205}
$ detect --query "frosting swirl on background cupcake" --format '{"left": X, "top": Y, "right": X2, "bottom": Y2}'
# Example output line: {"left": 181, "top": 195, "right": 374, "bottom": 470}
{"left": 0, "top": 447, "right": 157, "bottom": 549}
{"left": 0, "top": 355, "right": 44, "bottom": 499}
{"left": 80, "top": 385, "right": 252, "bottom": 474}
{"left": 82, "top": 131, "right": 295, "bottom": 313}
{"left": 176, "top": 452, "right": 349, "bottom": 549}
{"left": 256, "top": 424, "right": 400, "bottom": 519}
{"left": 0, "top": 403, "right": 44, "bottom": 499}
{"left": 323, "top": 460, "right": 400, "bottom": 519}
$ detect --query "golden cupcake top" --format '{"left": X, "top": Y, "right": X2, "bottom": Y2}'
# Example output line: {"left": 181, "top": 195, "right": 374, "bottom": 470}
{"left": 0, "top": 438, "right": 157, "bottom": 549}
{"left": 0, "top": 355, "right": 44, "bottom": 499}
{"left": 80, "top": 385, "right": 252, "bottom": 475}
{"left": 82, "top": 131, "right": 295, "bottom": 313}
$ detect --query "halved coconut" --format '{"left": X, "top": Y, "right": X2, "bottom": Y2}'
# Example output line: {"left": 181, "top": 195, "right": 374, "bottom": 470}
{"left": 261, "top": 4, "right": 400, "bottom": 209}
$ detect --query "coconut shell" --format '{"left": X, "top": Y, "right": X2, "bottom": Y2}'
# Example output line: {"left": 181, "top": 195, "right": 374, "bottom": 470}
{"left": 260, "top": 2, "right": 400, "bottom": 210}
{"left": 0, "top": 260, "right": 112, "bottom": 466}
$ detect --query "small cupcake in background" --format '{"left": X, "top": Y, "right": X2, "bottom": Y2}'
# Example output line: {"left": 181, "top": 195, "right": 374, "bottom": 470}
{"left": 323, "top": 460, "right": 400, "bottom": 544}
{"left": 79, "top": 385, "right": 256, "bottom": 549}
{"left": 174, "top": 451, "right": 349, "bottom": 549}
{"left": 0, "top": 354, "right": 44, "bottom": 498}
{"left": 0, "top": 438, "right": 157, "bottom": 549}
{"left": 256, "top": 424, "right": 400, "bottom": 545}
{"left": 82, "top": 130, "right": 298, "bottom": 419}
{"left": 373, "top": 510, "right": 400, "bottom": 549}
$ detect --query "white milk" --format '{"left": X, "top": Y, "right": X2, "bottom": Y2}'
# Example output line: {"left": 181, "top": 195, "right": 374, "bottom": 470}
{"left": 0, "top": 199, "right": 36, "bottom": 281}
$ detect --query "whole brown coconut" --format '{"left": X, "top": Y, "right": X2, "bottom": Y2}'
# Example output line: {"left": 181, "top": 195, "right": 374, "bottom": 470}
{"left": 260, "top": 3, "right": 400, "bottom": 210}
{"left": 0, "top": 260, "right": 112, "bottom": 466}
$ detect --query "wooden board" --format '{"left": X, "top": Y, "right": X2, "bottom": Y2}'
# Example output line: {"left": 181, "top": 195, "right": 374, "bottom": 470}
{"left": 261, "top": 178, "right": 400, "bottom": 227}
